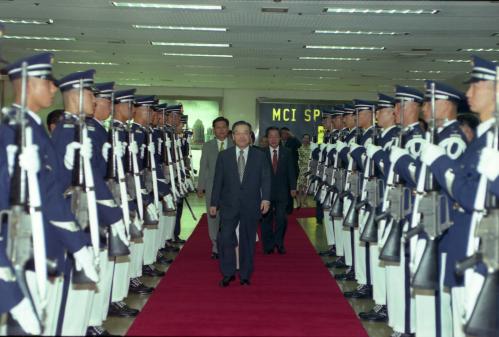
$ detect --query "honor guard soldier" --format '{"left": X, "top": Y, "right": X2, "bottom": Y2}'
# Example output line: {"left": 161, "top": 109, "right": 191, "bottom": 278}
{"left": 360, "top": 93, "right": 400, "bottom": 323}
{"left": 344, "top": 99, "right": 377, "bottom": 300}
{"left": 1, "top": 53, "right": 97, "bottom": 336}
{"left": 108, "top": 88, "right": 144, "bottom": 316}
{"left": 314, "top": 109, "right": 333, "bottom": 228}
{"left": 419, "top": 56, "right": 497, "bottom": 337}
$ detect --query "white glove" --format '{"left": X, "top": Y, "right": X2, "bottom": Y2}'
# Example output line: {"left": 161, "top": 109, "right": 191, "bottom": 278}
{"left": 64, "top": 139, "right": 93, "bottom": 170}
{"left": 129, "top": 141, "right": 139, "bottom": 156}
{"left": 310, "top": 142, "right": 318, "bottom": 152}
{"left": 163, "top": 194, "right": 176, "bottom": 210}
{"left": 326, "top": 143, "right": 335, "bottom": 152}
{"left": 366, "top": 144, "right": 381, "bottom": 159}
{"left": 147, "top": 142, "right": 155, "bottom": 155}
{"left": 111, "top": 220, "right": 130, "bottom": 246}
{"left": 146, "top": 203, "right": 159, "bottom": 222}
{"left": 336, "top": 141, "right": 347, "bottom": 153}
{"left": 389, "top": 147, "right": 410, "bottom": 165}
{"left": 101, "top": 142, "right": 111, "bottom": 162}
{"left": 140, "top": 144, "right": 146, "bottom": 159}
{"left": 364, "top": 138, "right": 373, "bottom": 146}
{"left": 73, "top": 246, "right": 99, "bottom": 283}
{"left": 115, "top": 141, "right": 125, "bottom": 158}
{"left": 19, "top": 144, "right": 40, "bottom": 173}
{"left": 80, "top": 136, "right": 93, "bottom": 160}
{"left": 420, "top": 143, "right": 446, "bottom": 166}
{"left": 349, "top": 143, "right": 361, "bottom": 152}
{"left": 478, "top": 147, "right": 499, "bottom": 181}
{"left": 318, "top": 144, "right": 324, "bottom": 151}
{"left": 6, "top": 144, "right": 18, "bottom": 176}
{"left": 133, "top": 216, "right": 143, "bottom": 232}
{"left": 9, "top": 298, "right": 41, "bottom": 335}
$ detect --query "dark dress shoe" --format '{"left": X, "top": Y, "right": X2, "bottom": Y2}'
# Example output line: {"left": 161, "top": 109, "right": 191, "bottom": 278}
{"left": 240, "top": 279, "right": 251, "bottom": 286}
{"left": 391, "top": 333, "right": 415, "bottom": 337}
{"left": 211, "top": 252, "right": 219, "bottom": 259}
{"left": 129, "top": 278, "right": 154, "bottom": 295}
{"left": 263, "top": 249, "right": 274, "bottom": 255}
{"left": 86, "top": 326, "right": 114, "bottom": 336}
{"left": 359, "top": 305, "right": 388, "bottom": 322}
{"left": 143, "top": 265, "right": 165, "bottom": 277}
{"left": 156, "top": 255, "right": 173, "bottom": 265}
{"left": 277, "top": 246, "right": 286, "bottom": 254}
{"left": 108, "top": 301, "right": 139, "bottom": 317}
{"left": 316, "top": 218, "right": 323, "bottom": 225}
{"left": 163, "top": 244, "right": 180, "bottom": 253}
{"left": 173, "top": 237, "right": 186, "bottom": 244}
{"left": 219, "top": 275, "right": 235, "bottom": 287}
{"left": 326, "top": 256, "right": 347, "bottom": 268}
{"left": 335, "top": 269, "right": 355, "bottom": 281}
{"left": 344, "top": 285, "right": 372, "bottom": 299}
{"left": 318, "top": 247, "right": 336, "bottom": 257}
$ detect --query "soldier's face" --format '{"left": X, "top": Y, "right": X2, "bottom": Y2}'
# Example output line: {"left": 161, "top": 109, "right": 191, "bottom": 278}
{"left": 422, "top": 100, "right": 451, "bottom": 126}
{"left": 376, "top": 108, "right": 395, "bottom": 128}
{"left": 466, "top": 81, "right": 495, "bottom": 119}
{"left": 82, "top": 89, "right": 96, "bottom": 116}
{"left": 94, "top": 97, "right": 111, "bottom": 120}
{"left": 358, "top": 110, "right": 372, "bottom": 128}
{"left": 344, "top": 114, "right": 355, "bottom": 128}
{"left": 29, "top": 77, "right": 57, "bottom": 109}
{"left": 233, "top": 124, "right": 251, "bottom": 148}
{"left": 332, "top": 116, "right": 342, "bottom": 129}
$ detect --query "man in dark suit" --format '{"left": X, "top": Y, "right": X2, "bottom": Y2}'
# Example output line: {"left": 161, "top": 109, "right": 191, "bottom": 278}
{"left": 262, "top": 127, "right": 297, "bottom": 255}
{"left": 280, "top": 127, "right": 301, "bottom": 213}
{"left": 210, "top": 121, "right": 271, "bottom": 287}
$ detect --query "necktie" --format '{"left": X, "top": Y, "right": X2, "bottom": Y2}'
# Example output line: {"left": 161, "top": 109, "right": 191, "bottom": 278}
{"left": 238, "top": 150, "right": 245, "bottom": 182}
{"left": 272, "top": 149, "right": 278, "bottom": 173}
{"left": 219, "top": 140, "right": 224, "bottom": 152}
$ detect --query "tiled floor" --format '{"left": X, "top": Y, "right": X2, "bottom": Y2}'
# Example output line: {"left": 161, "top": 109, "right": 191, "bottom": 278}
{"left": 104, "top": 197, "right": 393, "bottom": 337}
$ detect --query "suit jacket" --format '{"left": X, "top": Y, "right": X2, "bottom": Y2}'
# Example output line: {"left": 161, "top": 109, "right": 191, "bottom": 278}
{"left": 266, "top": 146, "right": 297, "bottom": 202}
{"left": 210, "top": 146, "right": 271, "bottom": 221}
{"left": 197, "top": 137, "right": 233, "bottom": 196}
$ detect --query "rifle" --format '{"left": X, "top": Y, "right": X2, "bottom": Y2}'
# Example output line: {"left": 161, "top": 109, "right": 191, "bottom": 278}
{"left": 105, "top": 93, "right": 130, "bottom": 256}
{"left": 454, "top": 66, "right": 499, "bottom": 337}
{"left": 69, "top": 80, "right": 99, "bottom": 284}
{"left": 379, "top": 100, "right": 412, "bottom": 262}
{"left": 3, "top": 62, "right": 46, "bottom": 334}
{"left": 405, "top": 82, "right": 451, "bottom": 290}
{"left": 360, "top": 106, "right": 383, "bottom": 243}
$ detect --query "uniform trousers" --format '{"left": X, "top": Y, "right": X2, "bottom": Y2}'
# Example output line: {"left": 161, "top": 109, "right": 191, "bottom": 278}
{"left": 342, "top": 197, "right": 353, "bottom": 266}
{"left": 165, "top": 214, "right": 176, "bottom": 241}
{"left": 61, "top": 277, "right": 95, "bottom": 335}
{"left": 89, "top": 250, "right": 114, "bottom": 327}
{"left": 111, "top": 255, "right": 130, "bottom": 302}
{"left": 26, "top": 271, "right": 64, "bottom": 336}
{"left": 143, "top": 227, "right": 158, "bottom": 265}
{"left": 333, "top": 216, "right": 345, "bottom": 257}
{"left": 129, "top": 241, "right": 144, "bottom": 278}
{"left": 354, "top": 209, "right": 369, "bottom": 285}
{"left": 323, "top": 209, "right": 335, "bottom": 247}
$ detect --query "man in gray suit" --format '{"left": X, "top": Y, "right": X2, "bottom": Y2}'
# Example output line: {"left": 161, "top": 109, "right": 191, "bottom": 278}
{"left": 197, "top": 116, "right": 233, "bottom": 259}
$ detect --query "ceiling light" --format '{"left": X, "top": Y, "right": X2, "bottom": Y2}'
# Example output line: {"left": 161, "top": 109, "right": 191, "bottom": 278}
{"left": 314, "top": 30, "right": 405, "bottom": 36}
{"left": 305, "top": 45, "right": 385, "bottom": 51}
{"left": 133, "top": 25, "right": 227, "bottom": 32}
{"left": 58, "top": 61, "right": 119, "bottom": 65}
{"left": 33, "top": 48, "right": 93, "bottom": 53}
{"left": 0, "top": 18, "right": 54, "bottom": 25}
{"left": 112, "top": 2, "right": 223, "bottom": 10}
{"left": 458, "top": 48, "right": 499, "bottom": 52}
{"left": 324, "top": 8, "right": 439, "bottom": 15}
{"left": 152, "top": 42, "right": 230, "bottom": 47}
{"left": 163, "top": 53, "right": 232, "bottom": 58}
{"left": 291, "top": 68, "right": 339, "bottom": 72}
{"left": 299, "top": 56, "right": 362, "bottom": 61}
{"left": 408, "top": 70, "right": 442, "bottom": 74}
{"left": 3, "top": 35, "right": 75, "bottom": 41}
{"left": 175, "top": 65, "right": 233, "bottom": 69}
{"left": 434, "top": 59, "right": 471, "bottom": 63}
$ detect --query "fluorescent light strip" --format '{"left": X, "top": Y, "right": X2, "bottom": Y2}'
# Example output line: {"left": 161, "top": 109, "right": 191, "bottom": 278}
{"left": 314, "top": 30, "right": 402, "bottom": 36}
{"left": 325, "top": 8, "right": 439, "bottom": 15}
{"left": 408, "top": 70, "right": 442, "bottom": 74}
{"left": 458, "top": 48, "right": 499, "bottom": 52}
{"left": 291, "top": 68, "right": 339, "bottom": 72}
{"left": 299, "top": 56, "right": 362, "bottom": 61}
{"left": 133, "top": 25, "right": 226, "bottom": 32}
{"left": 175, "top": 65, "right": 233, "bottom": 69}
{"left": 152, "top": 42, "right": 230, "bottom": 47}
{"left": 0, "top": 18, "right": 54, "bottom": 25}
{"left": 3, "top": 35, "right": 75, "bottom": 41}
{"left": 305, "top": 45, "right": 385, "bottom": 51}
{"left": 112, "top": 2, "right": 223, "bottom": 10}
{"left": 33, "top": 48, "right": 93, "bottom": 53}
{"left": 163, "top": 53, "right": 232, "bottom": 58}
{"left": 435, "top": 59, "right": 471, "bottom": 63}
{"left": 58, "top": 61, "right": 119, "bottom": 66}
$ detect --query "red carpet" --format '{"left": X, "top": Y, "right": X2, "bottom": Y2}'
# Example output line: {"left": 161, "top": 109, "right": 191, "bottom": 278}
{"left": 127, "top": 208, "right": 368, "bottom": 337}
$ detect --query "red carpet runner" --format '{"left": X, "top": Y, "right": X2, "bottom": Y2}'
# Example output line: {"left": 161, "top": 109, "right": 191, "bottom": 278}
{"left": 127, "top": 208, "right": 368, "bottom": 336}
